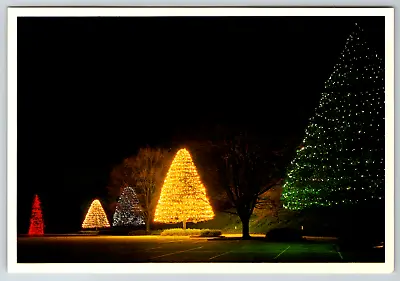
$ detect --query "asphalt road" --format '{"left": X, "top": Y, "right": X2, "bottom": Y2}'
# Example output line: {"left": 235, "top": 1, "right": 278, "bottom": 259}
{"left": 16, "top": 235, "right": 384, "bottom": 263}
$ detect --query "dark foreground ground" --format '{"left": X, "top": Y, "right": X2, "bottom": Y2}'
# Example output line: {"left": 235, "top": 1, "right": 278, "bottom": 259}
{"left": 17, "top": 235, "right": 385, "bottom": 263}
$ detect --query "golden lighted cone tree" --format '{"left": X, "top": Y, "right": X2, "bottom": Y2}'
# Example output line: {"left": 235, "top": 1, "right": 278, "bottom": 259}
{"left": 82, "top": 199, "right": 110, "bottom": 229}
{"left": 154, "top": 148, "right": 215, "bottom": 229}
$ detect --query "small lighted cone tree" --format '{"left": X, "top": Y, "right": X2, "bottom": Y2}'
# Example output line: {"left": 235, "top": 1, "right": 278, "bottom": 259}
{"left": 154, "top": 148, "right": 215, "bottom": 230}
{"left": 113, "top": 187, "right": 145, "bottom": 227}
{"left": 82, "top": 199, "right": 110, "bottom": 230}
{"left": 28, "top": 194, "right": 44, "bottom": 235}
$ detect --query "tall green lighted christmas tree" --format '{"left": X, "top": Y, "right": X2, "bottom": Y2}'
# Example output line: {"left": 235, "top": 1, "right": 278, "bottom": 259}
{"left": 281, "top": 23, "right": 385, "bottom": 211}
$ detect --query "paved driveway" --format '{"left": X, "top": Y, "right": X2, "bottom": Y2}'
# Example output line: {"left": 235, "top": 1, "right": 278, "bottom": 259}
{"left": 17, "top": 235, "right": 382, "bottom": 263}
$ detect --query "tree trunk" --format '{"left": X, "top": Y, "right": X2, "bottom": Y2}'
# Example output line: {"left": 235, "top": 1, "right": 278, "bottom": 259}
{"left": 146, "top": 217, "right": 151, "bottom": 233}
{"left": 183, "top": 219, "right": 187, "bottom": 230}
{"left": 240, "top": 216, "right": 251, "bottom": 240}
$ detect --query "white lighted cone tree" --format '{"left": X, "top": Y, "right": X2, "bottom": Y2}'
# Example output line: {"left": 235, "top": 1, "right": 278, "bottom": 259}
{"left": 113, "top": 187, "right": 145, "bottom": 227}
{"left": 82, "top": 199, "right": 111, "bottom": 229}
{"left": 154, "top": 148, "right": 215, "bottom": 229}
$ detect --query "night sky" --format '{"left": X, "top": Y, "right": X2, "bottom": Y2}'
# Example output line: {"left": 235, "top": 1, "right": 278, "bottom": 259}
{"left": 17, "top": 16, "right": 384, "bottom": 233}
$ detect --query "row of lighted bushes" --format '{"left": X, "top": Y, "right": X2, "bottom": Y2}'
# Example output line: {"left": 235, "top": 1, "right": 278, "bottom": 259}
{"left": 159, "top": 228, "right": 222, "bottom": 237}
{"left": 82, "top": 228, "right": 222, "bottom": 237}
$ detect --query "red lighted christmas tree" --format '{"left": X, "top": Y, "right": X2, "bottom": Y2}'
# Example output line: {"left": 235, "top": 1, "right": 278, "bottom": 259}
{"left": 28, "top": 194, "right": 44, "bottom": 235}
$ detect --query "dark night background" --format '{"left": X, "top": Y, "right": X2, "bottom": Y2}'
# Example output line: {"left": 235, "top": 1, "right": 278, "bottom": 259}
{"left": 17, "top": 16, "right": 385, "bottom": 234}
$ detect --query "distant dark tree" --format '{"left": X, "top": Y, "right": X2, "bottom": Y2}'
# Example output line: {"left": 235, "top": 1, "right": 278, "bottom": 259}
{"left": 107, "top": 161, "right": 136, "bottom": 208}
{"left": 211, "top": 131, "right": 286, "bottom": 239}
{"left": 252, "top": 186, "right": 282, "bottom": 219}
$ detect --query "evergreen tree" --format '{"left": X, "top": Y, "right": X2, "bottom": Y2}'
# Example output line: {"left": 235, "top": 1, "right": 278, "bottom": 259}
{"left": 28, "top": 194, "right": 45, "bottom": 235}
{"left": 281, "top": 23, "right": 385, "bottom": 210}
{"left": 82, "top": 199, "right": 110, "bottom": 229}
{"left": 113, "top": 187, "right": 145, "bottom": 227}
{"left": 154, "top": 148, "right": 215, "bottom": 229}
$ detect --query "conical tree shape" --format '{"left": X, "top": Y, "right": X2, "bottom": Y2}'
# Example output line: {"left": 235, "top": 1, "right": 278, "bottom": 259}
{"left": 281, "top": 23, "right": 384, "bottom": 210}
{"left": 82, "top": 199, "right": 110, "bottom": 229}
{"left": 154, "top": 148, "right": 214, "bottom": 228}
{"left": 113, "top": 187, "right": 145, "bottom": 227}
{"left": 28, "top": 194, "right": 44, "bottom": 235}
